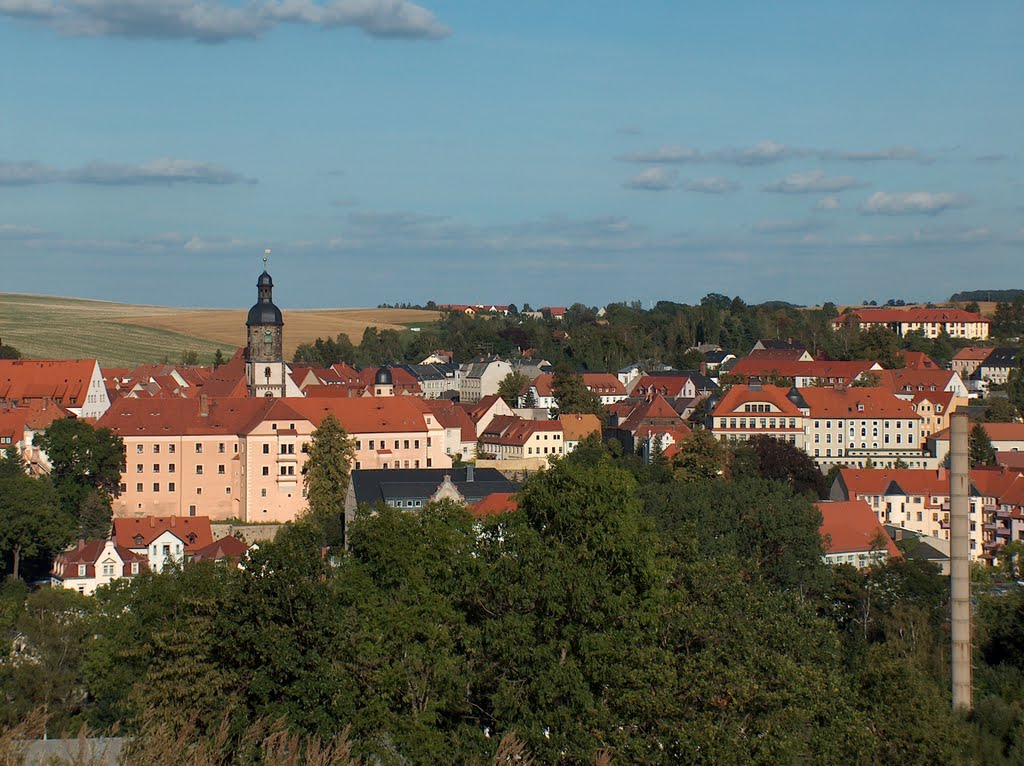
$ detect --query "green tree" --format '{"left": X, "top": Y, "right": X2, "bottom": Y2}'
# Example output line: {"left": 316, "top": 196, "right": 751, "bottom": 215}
{"left": 549, "top": 367, "right": 605, "bottom": 419}
{"left": 0, "top": 587, "right": 92, "bottom": 735}
{"left": 180, "top": 349, "right": 199, "bottom": 365}
{"left": 981, "top": 396, "right": 1018, "bottom": 422}
{"left": 0, "top": 342, "right": 20, "bottom": 359}
{"left": 302, "top": 413, "right": 356, "bottom": 547}
{"left": 35, "top": 418, "right": 125, "bottom": 538}
{"left": 736, "top": 435, "right": 827, "bottom": 498}
{"left": 671, "top": 429, "right": 732, "bottom": 482}
{"left": 970, "top": 422, "right": 997, "bottom": 467}
{"left": 212, "top": 348, "right": 226, "bottom": 368}
{"left": 0, "top": 471, "right": 68, "bottom": 579}
{"left": 497, "top": 370, "right": 530, "bottom": 408}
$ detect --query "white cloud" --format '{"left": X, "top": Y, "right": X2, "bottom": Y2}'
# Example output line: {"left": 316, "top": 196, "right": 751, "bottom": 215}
{"left": 861, "top": 191, "right": 971, "bottom": 216}
{"left": 0, "top": 157, "right": 253, "bottom": 185}
{"left": 0, "top": 223, "right": 46, "bottom": 237}
{"left": 620, "top": 141, "right": 928, "bottom": 166}
{"left": 763, "top": 170, "right": 863, "bottom": 194}
{"left": 817, "top": 195, "right": 841, "bottom": 210}
{"left": 623, "top": 167, "right": 678, "bottom": 191}
{"left": 685, "top": 177, "right": 739, "bottom": 194}
{"left": 0, "top": 0, "right": 450, "bottom": 42}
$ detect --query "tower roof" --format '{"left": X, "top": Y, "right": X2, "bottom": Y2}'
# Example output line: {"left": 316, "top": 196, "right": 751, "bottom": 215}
{"left": 247, "top": 268, "right": 283, "bottom": 327}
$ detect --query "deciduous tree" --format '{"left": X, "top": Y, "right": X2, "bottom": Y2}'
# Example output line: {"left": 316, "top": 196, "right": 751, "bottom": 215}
{"left": 303, "top": 413, "right": 356, "bottom": 547}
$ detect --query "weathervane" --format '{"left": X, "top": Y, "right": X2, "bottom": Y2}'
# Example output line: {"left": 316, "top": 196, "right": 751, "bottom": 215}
{"left": 263, "top": 248, "right": 270, "bottom": 269}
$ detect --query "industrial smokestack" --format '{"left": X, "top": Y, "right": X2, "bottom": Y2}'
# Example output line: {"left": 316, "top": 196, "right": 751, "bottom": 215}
{"left": 950, "top": 411, "right": 972, "bottom": 712}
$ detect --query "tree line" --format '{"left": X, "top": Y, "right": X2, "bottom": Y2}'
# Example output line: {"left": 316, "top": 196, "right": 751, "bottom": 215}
{"left": 3, "top": 421, "right": 1024, "bottom": 764}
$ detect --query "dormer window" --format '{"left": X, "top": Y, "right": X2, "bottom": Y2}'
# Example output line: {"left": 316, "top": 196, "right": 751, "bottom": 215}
{"left": 134, "top": 534, "right": 144, "bottom": 545}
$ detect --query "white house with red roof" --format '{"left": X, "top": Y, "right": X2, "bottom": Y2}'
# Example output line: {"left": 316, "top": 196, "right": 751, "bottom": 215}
{"left": 0, "top": 359, "right": 109, "bottom": 419}
{"left": 113, "top": 515, "right": 214, "bottom": 571}
{"left": 816, "top": 500, "right": 901, "bottom": 569}
{"left": 833, "top": 307, "right": 990, "bottom": 339}
{"left": 519, "top": 373, "right": 627, "bottom": 410}
{"left": 479, "top": 415, "right": 564, "bottom": 462}
{"left": 709, "top": 383, "right": 806, "bottom": 449}
{"left": 51, "top": 539, "right": 148, "bottom": 595}
{"left": 790, "top": 386, "right": 931, "bottom": 469}
{"left": 0, "top": 398, "right": 74, "bottom": 475}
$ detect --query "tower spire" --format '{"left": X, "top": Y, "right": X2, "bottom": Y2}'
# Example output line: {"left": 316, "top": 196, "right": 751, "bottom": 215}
{"left": 263, "top": 248, "right": 270, "bottom": 270}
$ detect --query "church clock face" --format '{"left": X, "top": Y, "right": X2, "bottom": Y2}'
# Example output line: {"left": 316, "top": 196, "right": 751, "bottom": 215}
{"left": 263, "top": 329, "right": 273, "bottom": 345}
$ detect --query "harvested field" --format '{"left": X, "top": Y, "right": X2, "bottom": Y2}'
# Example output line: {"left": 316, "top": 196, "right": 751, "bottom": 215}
{"left": 0, "top": 293, "right": 438, "bottom": 367}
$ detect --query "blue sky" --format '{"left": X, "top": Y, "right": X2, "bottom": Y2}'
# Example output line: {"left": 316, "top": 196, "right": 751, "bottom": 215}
{"left": 1, "top": 1, "right": 1021, "bottom": 309}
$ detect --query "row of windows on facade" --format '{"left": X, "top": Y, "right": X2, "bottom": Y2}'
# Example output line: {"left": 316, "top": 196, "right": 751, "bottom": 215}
{"left": 135, "top": 442, "right": 303, "bottom": 455}
{"left": 76, "top": 562, "right": 140, "bottom": 578}
{"left": 354, "top": 438, "right": 429, "bottom": 450}
{"left": 813, "top": 433, "right": 916, "bottom": 445}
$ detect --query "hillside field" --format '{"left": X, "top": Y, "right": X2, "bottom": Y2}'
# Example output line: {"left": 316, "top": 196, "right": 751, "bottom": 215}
{"left": 0, "top": 294, "right": 438, "bottom": 367}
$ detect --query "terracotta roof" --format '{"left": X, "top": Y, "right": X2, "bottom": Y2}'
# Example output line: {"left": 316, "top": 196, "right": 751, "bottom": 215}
{"left": 728, "top": 358, "right": 877, "bottom": 382}
{"left": 952, "top": 346, "right": 993, "bottom": 361}
{"left": 834, "top": 308, "right": 989, "bottom": 325}
{"left": 795, "top": 387, "right": 920, "bottom": 419}
{"left": 419, "top": 399, "right": 477, "bottom": 443}
{"left": 52, "top": 539, "right": 148, "bottom": 579}
{"left": 620, "top": 393, "right": 688, "bottom": 432}
{"left": 464, "top": 394, "right": 505, "bottom": 424}
{"left": 631, "top": 375, "right": 694, "bottom": 399}
{"left": 481, "top": 415, "right": 561, "bottom": 446}
{"left": 99, "top": 396, "right": 277, "bottom": 436}
{"left": 529, "top": 373, "right": 626, "bottom": 398}
{"left": 746, "top": 349, "right": 810, "bottom": 362}
{"left": 898, "top": 351, "right": 939, "bottom": 370}
{"left": 286, "top": 397, "right": 435, "bottom": 434}
{"left": 877, "top": 369, "right": 960, "bottom": 393}
{"left": 199, "top": 350, "right": 248, "bottom": 398}
{"left": 113, "top": 516, "right": 214, "bottom": 553}
{"left": 930, "top": 422, "right": 1024, "bottom": 444}
{"left": 191, "top": 535, "right": 250, "bottom": 562}
{"left": 0, "top": 359, "right": 98, "bottom": 408}
{"left": 817, "top": 500, "right": 901, "bottom": 558}
{"left": 996, "top": 451, "right": 1024, "bottom": 470}
{"left": 469, "top": 492, "right": 518, "bottom": 517}
{"left": 558, "top": 413, "right": 602, "bottom": 442}
{"left": 0, "top": 398, "right": 74, "bottom": 433}
{"left": 712, "top": 384, "right": 804, "bottom": 418}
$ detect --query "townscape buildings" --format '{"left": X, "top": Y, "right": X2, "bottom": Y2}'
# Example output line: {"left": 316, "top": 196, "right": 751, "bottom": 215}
{"left": 3, "top": 268, "right": 1019, "bottom": 585}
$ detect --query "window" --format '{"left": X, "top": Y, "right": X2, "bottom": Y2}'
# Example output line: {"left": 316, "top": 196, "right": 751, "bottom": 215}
{"left": 120, "top": 483, "right": 127, "bottom": 493}
{"left": 356, "top": 440, "right": 362, "bottom": 450}
{"left": 195, "top": 443, "right": 203, "bottom": 454}
{"left": 103, "top": 563, "right": 114, "bottom": 576}
{"left": 168, "top": 482, "right": 175, "bottom": 492}
{"left": 263, "top": 444, "right": 270, "bottom": 454}
{"left": 218, "top": 465, "right": 225, "bottom": 474}
{"left": 153, "top": 464, "right": 160, "bottom": 473}
{"left": 394, "top": 440, "right": 400, "bottom": 450}
{"left": 262, "top": 466, "right": 269, "bottom": 476}
{"left": 168, "top": 464, "right": 175, "bottom": 473}
{"left": 153, "top": 483, "right": 160, "bottom": 492}
{"left": 131, "top": 562, "right": 139, "bottom": 574}
{"left": 196, "top": 465, "right": 203, "bottom": 475}
{"left": 162, "top": 544, "right": 171, "bottom": 556}
{"left": 169, "top": 444, "right": 176, "bottom": 454}
{"left": 136, "top": 483, "right": 143, "bottom": 492}
{"left": 261, "top": 488, "right": 267, "bottom": 497}
{"left": 369, "top": 440, "right": 375, "bottom": 450}
{"left": 189, "top": 505, "right": 197, "bottom": 516}
{"left": 136, "top": 444, "right": 144, "bottom": 454}
{"left": 153, "top": 444, "right": 160, "bottom": 454}
{"left": 136, "top": 464, "right": 143, "bottom": 473}
{"left": 78, "top": 564, "right": 86, "bottom": 577}
{"left": 225, "top": 487, "right": 231, "bottom": 494}
{"left": 404, "top": 440, "right": 410, "bottom": 449}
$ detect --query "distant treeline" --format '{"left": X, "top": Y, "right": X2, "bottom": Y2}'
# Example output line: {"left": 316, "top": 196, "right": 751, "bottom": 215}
{"left": 950, "top": 289, "right": 1024, "bottom": 302}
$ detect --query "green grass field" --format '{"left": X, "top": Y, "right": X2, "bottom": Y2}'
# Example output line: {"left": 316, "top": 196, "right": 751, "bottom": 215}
{"left": 0, "top": 294, "right": 439, "bottom": 367}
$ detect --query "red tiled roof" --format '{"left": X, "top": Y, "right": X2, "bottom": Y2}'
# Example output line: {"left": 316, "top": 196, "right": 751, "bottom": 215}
{"left": 952, "top": 346, "right": 993, "bottom": 362}
{"left": 898, "top": 351, "right": 939, "bottom": 370}
{"left": 0, "top": 359, "right": 98, "bottom": 408}
{"left": 286, "top": 397, "right": 435, "bottom": 434}
{"left": 746, "top": 349, "right": 810, "bottom": 362}
{"left": 728, "top": 358, "right": 877, "bottom": 382}
{"left": 631, "top": 375, "right": 693, "bottom": 399}
{"left": 620, "top": 393, "right": 688, "bottom": 432}
{"left": 834, "top": 308, "right": 989, "bottom": 325}
{"left": 817, "top": 500, "right": 901, "bottom": 558}
{"left": 113, "top": 516, "right": 214, "bottom": 552}
{"left": 198, "top": 350, "right": 248, "bottom": 398}
{"left": 712, "top": 384, "right": 804, "bottom": 418}
{"left": 877, "top": 369, "right": 960, "bottom": 393}
{"left": 469, "top": 492, "right": 518, "bottom": 518}
{"left": 419, "top": 399, "right": 477, "bottom": 443}
{"left": 52, "top": 539, "right": 148, "bottom": 579}
{"left": 481, "top": 415, "right": 561, "bottom": 446}
{"left": 930, "top": 422, "right": 1024, "bottom": 444}
{"left": 796, "top": 387, "right": 920, "bottom": 420}
{"left": 191, "top": 535, "right": 250, "bottom": 562}
{"left": 529, "top": 373, "right": 626, "bottom": 398}
{"left": 558, "top": 413, "right": 602, "bottom": 442}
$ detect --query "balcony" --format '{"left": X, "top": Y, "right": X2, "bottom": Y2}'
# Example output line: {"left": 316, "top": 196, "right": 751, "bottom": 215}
{"left": 997, "top": 527, "right": 1011, "bottom": 538}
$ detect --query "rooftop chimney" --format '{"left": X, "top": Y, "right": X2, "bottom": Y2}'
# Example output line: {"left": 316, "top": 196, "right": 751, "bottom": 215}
{"left": 200, "top": 394, "right": 209, "bottom": 417}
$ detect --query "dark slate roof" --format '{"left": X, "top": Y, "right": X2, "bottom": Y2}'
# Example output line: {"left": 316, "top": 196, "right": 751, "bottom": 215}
{"left": 754, "top": 338, "right": 806, "bottom": 351}
{"left": 903, "top": 537, "right": 949, "bottom": 562}
{"left": 405, "top": 363, "right": 459, "bottom": 381}
{"left": 704, "top": 350, "right": 731, "bottom": 363}
{"left": 982, "top": 348, "right": 1019, "bottom": 368}
{"left": 350, "top": 467, "right": 520, "bottom": 507}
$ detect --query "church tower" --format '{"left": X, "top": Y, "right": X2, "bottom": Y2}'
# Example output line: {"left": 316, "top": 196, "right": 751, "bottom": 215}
{"left": 245, "top": 259, "right": 287, "bottom": 397}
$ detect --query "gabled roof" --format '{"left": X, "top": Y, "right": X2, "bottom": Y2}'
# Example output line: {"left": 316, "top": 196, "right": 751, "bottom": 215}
{"left": 199, "top": 350, "right": 248, "bottom": 398}
{"left": 529, "top": 373, "right": 626, "bottom": 398}
{"left": 795, "top": 386, "right": 921, "bottom": 420}
{"left": 952, "top": 346, "right": 993, "bottom": 362}
{"left": 52, "top": 539, "right": 148, "bottom": 579}
{"left": 481, "top": 415, "right": 561, "bottom": 446}
{"left": 419, "top": 399, "right": 477, "bottom": 443}
{"left": 898, "top": 351, "right": 939, "bottom": 370}
{"left": 285, "top": 397, "right": 435, "bottom": 434}
{"left": 817, "top": 500, "right": 901, "bottom": 558}
{"left": 191, "top": 535, "right": 250, "bottom": 562}
{"left": 350, "top": 467, "right": 519, "bottom": 507}
{"left": 877, "top": 369, "right": 961, "bottom": 393}
{"left": 558, "top": 413, "right": 602, "bottom": 442}
{"left": 113, "top": 516, "right": 214, "bottom": 552}
{"left": 711, "top": 384, "right": 804, "bottom": 418}
{"left": 981, "top": 348, "right": 1019, "bottom": 368}
{"left": 469, "top": 492, "right": 518, "bottom": 518}
{"left": 99, "top": 396, "right": 277, "bottom": 437}
{"left": 0, "top": 359, "right": 99, "bottom": 408}
{"left": 728, "top": 358, "right": 878, "bottom": 382}
{"left": 0, "top": 398, "right": 74, "bottom": 434}
{"left": 620, "top": 393, "right": 688, "bottom": 432}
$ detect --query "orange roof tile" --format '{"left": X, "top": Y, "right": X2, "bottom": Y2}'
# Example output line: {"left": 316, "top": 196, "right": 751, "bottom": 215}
{"left": 469, "top": 492, "right": 518, "bottom": 517}
{"left": 0, "top": 359, "right": 98, "bottom": 408}
{"left": 796, "top": 387, "right": 921, "bottom": 420}
{"left": 113, "top": 516, "right": 214, "bottom": 552}
{"left": 817, "top": 500, "right": 901, "bottom": 558}
{"left": 712, "top": 384, "right": 804, "bottom": 418}
{"left": 558, "top": 413, "right": 602, "bottom": 441}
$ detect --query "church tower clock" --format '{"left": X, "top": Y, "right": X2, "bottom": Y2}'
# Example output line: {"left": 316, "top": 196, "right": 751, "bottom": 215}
{"left": 245, "top": 259, "right": 286, "bottom": 397}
